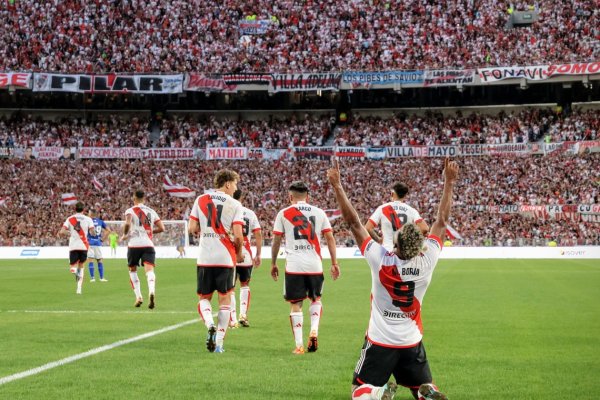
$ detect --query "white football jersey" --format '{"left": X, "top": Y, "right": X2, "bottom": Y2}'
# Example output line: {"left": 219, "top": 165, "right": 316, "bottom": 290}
{"left": 62, "top": 213, "right": 94, "bottom": 251}
{"left": 239, "top": 206, "right": 261, "bottom": 267}
{"left": 190, "top": 191, "right": 244, "bottom": 268}
{"left": 361, "top": 235, "right": 442, "bottom": 347}
{"left": 124, "top": 204, "right": 161, "bottom": 248}
{"left": 272, "top": 201, "right": 332, "bottom": 274}
{"left": 368, "top": 201, "right": 424, "bottom": 250}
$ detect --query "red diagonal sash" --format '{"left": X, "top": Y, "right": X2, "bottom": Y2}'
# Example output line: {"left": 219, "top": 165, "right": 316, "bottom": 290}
{"left": 382, "top": 205, "right": 402, "bottom": 231}
{"left": 283, "top": 207, "right": 321, "bottom": 259}
{"left": 133, "top": 207, "right": 153, "bottom": 240}
{"left": 69, "top": 216, "right": 90, "bottom": 250}
{"left": 198, "top": 195, "right": 236, "bottom": 266}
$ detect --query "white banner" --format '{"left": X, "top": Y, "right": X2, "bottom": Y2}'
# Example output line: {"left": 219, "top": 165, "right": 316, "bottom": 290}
{"left": 269, "top": 73, "right": 341, "bottom": 92}
{"left": 0, "top": 72, "right": 32, "bottom": 89}
{"left": 206, "top": 147, "right": 248, "bottom": 160}
{"left": 33, "top": 73, "right": 184, "bottom": 93}
{"left": 479, "top": 62, "right": 600, "bottom": 83}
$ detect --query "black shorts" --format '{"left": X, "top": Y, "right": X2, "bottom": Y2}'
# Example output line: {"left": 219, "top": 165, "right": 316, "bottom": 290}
{"left": 353, "top": 340, "right": 432, "bottom": 389}
{"left": 197, "top": 267, "right": 234, "bottom": 295}
{"left": 69, "top": 250, "right": 88, "bottom": 266}
{"left": 235, "top": 266, "right": 253, "bottom": 284}
{"left": 127, "top": 247, "right": 156, "bottom": 268}
{"left": 284, "top": 273, "right": 324, "bottom": 303}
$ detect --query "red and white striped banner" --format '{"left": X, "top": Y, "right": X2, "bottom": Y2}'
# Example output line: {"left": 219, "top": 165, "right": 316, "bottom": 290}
{"left": 61, "top": 193, "right": 78, "bottom": 205}
{"left": 445, "top": 225, "right": 462, "bottom": 240}
{"left": 163, "top": 176, "right": 196, "bottom": 198}
{"left": 325, "top": 209, "right": 342, "bottom": 221}
{"left": 92, "top": 176, "right": 104, "bottom": 190}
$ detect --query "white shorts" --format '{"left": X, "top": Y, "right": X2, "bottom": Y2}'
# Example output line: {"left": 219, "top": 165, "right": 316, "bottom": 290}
{"left": 87, "top": 246, "right": 103, "bottom": 260}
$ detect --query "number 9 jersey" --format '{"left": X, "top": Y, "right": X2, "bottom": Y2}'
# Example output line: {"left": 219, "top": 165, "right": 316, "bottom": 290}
{"left": 189, "top": 191, "right": 244, "bottom": 268}
{"left": 359, "top": 235, "right": 443, "bottom": 347}
{"left": 272, "top": 201, "right": 332, "bottom": 274}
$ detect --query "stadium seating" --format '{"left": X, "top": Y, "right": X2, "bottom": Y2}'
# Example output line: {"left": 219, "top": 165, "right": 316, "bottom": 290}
{"left": 1, "top": 155, "right": 598, "bottom": 247}
{"left": 0, "top": 1, "right": 596, "bottom": 73}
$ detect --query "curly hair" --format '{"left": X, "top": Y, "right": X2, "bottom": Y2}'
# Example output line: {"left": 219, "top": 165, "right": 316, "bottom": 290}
{"left": 396, "top": 223, "right": 424, "bottom": 260}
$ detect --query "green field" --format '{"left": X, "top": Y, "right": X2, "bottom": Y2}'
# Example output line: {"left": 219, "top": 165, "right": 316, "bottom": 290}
{"left": 0, "top": 258, "right": 598, "bottom": 400}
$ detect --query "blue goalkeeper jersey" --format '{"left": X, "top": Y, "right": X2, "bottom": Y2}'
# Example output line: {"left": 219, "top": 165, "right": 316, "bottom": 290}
{"left": 88, "top": 218, "right": 107, "bottom": 247}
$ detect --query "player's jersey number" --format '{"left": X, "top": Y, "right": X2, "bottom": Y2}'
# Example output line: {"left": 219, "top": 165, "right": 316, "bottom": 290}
{"left": 292, "top": 215, "right": 316, "bottom": 241}
{"left": 390, "top": 213, "right": 408, "bottom": 231}
{"left": 205, "top": 203, "right": 224, "bottom": 230}
{"left": 392, "top": 281, "right": 415, "bottom": 307}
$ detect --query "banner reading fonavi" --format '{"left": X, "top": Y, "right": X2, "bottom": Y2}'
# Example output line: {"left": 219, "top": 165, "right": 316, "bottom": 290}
{"left": 478, "top": 62, "right": 600, "bottom": 83}
{"left": 33, "top": 73, "right": 184, "bottom": 93}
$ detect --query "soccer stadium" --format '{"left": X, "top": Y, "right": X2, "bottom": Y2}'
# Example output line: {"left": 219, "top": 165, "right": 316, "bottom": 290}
{"left": 0, "top": 1, "right": 598, "bottom": 399}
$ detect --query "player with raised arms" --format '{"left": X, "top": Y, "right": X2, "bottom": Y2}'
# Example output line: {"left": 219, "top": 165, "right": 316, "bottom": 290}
{"left": 327, "top": 158, "right": 457, "bottom": 400}
{"left": 189, "top": 169, "right": 244, "bottom": 353}
{"left": 364, "top": 182, "right": 429, "bottom": 250}
{"left": 58, "top": 202, "right": 95, "bottom": 295}
{"left": 122, "top": 190, "right": 164, "bottom": 309}
{"left": 271, "top": 181, "right": 340, "bottom": 354}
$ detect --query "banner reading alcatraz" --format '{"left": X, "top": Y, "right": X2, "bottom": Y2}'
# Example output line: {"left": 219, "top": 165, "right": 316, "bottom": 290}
{"left": 269, "top": 73, "right": 341, "bottom": 92}
{"left": 33, "top": 73, "right": 184, "bottom": 93}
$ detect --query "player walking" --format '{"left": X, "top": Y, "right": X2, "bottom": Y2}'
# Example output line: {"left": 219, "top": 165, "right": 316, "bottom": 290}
{"left": 327, "top": 159, "right": 457, "bottom": 400}
{"left": 87, "top": 208, "right": 111, "bottom": 282}
{"left": 59, "top": 202, "right": 95, "bottom": 294}
{"left": 229, "top": 189, "right": 262, "bottom": 328}
{"left": 121, "top": 190, "right": 164, "bottom": 309}
{"left": 364, "top": 183, "right": 429, "bottom": 250}
{"left": 189, "top": 169, "right": 244, "bottom": 353}
{"left": 271, "top": 181, "right": 340, "bottom": 354}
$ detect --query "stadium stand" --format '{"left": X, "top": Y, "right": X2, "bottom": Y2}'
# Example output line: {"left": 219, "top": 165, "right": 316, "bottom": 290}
{"left": 0, "top": 155, "right": 598, "bottom": 247}
{"left": 0, "top": 1, "right": 597, "bottom": 73}
{"left": 0, "top": 108, "right": 597, "bottom": 148}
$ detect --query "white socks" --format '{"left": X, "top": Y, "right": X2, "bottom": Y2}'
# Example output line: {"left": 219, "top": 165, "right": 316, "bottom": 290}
{"left": 146, "top": 270, "right": 156, "bottom": 295}
{"left": 290, "top": 312, "right": 304, "bottom": 348}
{"left": 239, "top": 286, "right": 250, "bottom": 316}
{"left": 217, "top": 305, "right": 230, "bottom": 347}
{"left": 309, "top": 301, "right": 322, "bottom": 336}
{"left": 352, "top": 385, "right": 385, "bottom": 400}
{"left": 198, "top": 299, "right": 214, "bottom": 328}
{"left": 76, "top": 267, "right": 84, "bottom": 294}
{"left": 230, "top": 293, "right": 237, "bottom": 323}
{"left": 129, "top": 271, "right": 142, "bottom": 299}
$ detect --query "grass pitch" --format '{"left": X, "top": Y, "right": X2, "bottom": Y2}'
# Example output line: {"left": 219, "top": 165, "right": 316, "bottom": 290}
{"left": 0, "top": 258, "right": 598, "bottom": 400}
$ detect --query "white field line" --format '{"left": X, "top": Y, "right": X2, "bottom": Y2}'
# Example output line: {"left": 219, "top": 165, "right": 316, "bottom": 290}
{"left": 0, "top": 318, "right": 198, "bottom": 386}
{"left": 0, "top": 309, "right": 195, "bottom": 315}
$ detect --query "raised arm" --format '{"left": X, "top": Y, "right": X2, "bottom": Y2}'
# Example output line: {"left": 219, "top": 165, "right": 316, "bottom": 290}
{"left": 327, "top": 159, "right": 370, "bottom": 247}
{"left": 364, "top": 219, "right": 383, "bottom": 244}
{"left": 429, "top": 158, "right": 459, "bottom": 241}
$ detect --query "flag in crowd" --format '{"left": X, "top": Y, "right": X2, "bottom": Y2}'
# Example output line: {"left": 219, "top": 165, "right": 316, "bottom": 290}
{"left": 445, "top": 225, "right": 462, "bottom": 240}
{"left": 262, "top": 190, "right": 276, "bottom": 206}
{"left": 92, "top": 176, "right": 104, "bottom": 190}
{"left": 0, "top": 197, "right": 8, "bottom": 207}
{"left": 61, "top": 193, "right": 78, "bottom": 205}
{"left": 325, "top": 209, "right": 342, "bottom": 221}
{"left": 163, "top": 175, "right": 196, "bottom": 198}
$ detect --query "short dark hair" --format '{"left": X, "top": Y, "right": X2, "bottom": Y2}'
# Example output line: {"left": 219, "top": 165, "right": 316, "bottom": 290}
{"left": 134, "top": 190, "right": 145, "bottom": 200}
{"left": 288, "top": 181, "right": 309, "bottom": 194}
{"left": 233, "top": 189, "right": 242, "bottom": 200}
{"left": 214, "top": 169, "right": 240, "bottom": 188}
{"left": 75, "top": 202, "right": 85, "bottom": 212}
{"left": 393, "top": 183, "right": 409, "bottom": 199}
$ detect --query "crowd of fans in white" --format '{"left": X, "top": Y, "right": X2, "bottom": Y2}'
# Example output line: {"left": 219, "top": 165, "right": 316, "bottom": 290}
{"left": 1, "top": 155, "right": 598, "bottom": 247}
{"left": 0, "top": 108, "right": 598, "bottom": 149}
{"left": 0, "top": 0, "right": 597, "bottom": 73}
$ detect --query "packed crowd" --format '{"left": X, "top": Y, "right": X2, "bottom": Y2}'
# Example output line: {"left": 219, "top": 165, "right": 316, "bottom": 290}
{"left": 334, "top": 108, "right": 600, "bottom": 146}
{"left": 0, "top": 1, "right": 597, "bottom": 73}
{"left": 1, "top": 154, "right": 598, "bottom": 247}
{"left": 1, "top": 108, "right": 598, "bottom": 149}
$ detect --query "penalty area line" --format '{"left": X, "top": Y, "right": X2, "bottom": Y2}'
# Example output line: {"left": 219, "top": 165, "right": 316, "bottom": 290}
{"left": 0, "top": 318, "right": 198, "bottom": 386}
